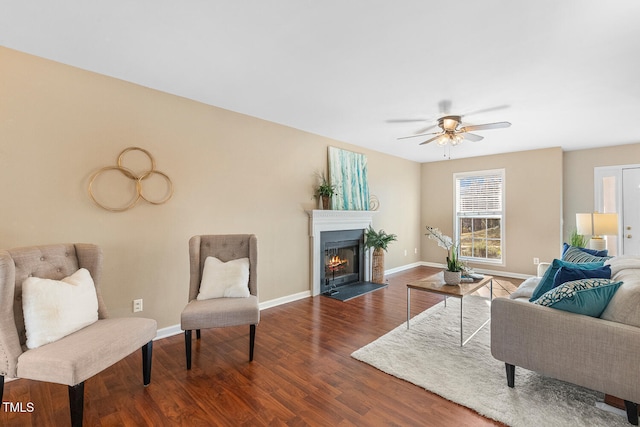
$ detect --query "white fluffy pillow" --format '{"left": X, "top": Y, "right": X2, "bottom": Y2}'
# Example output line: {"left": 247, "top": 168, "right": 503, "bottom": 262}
{"left": 197, "top": 257, "right": 250, "bottom": 300}
{"left": 22, "top": 268, "right": 99, "bottom": 349}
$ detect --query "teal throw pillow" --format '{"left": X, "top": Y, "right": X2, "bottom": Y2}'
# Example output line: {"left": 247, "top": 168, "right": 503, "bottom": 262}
{"left": 529, "top": 258, "right": 605, "bottom": 302}
{"left": 532, "top": 278, "right": 623, "bottom": 317}
{"left": 562, "top": 245, "right": 612, "bottom": 263}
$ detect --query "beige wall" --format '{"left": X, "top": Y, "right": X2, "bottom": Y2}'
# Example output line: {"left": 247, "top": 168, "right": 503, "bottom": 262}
{"left": 4, "top": 46, "right": 638, "bottom": 330}
{"left": 563, "top": 143, "right": 640, "bottom": 239}
{"left": 0, "top": 47, "right": 422, "bottom": 329}
{"left": 421, "top": 148, "right": 563, "bottom": 276}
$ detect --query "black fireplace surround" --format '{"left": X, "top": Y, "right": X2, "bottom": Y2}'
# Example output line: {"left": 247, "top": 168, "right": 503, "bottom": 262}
{"left": 320, "top": 229, "right": 364, "bottom": 294}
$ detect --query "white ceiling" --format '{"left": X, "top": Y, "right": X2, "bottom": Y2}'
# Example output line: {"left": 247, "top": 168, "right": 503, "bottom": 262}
{"left": 2, "top": 1, "right": 640, "bottom": 163}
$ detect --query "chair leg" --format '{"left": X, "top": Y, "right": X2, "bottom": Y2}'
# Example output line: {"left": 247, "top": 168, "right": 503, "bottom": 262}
{"left": 196, "top": 329, "right": 201, "bottom": 339}
{"left": 185, "top": 330, "right": 192, "bottom": 370}
{"left": 1, "top": 375, "right": 4, "bottom": 402}
{"left": 625, "top": 400, "right": 639, "bottom": 425}
{"left": 68, "top": 382, "right": 84, "bottom": 427}
{"left": 506, "top": 363, "right": 515, "bottom": 388}
{"left": 142, "top": 340, "right": 153, "bottom": 386}
{"left": 250, "top": 324, "right": 256, "bottom": 361}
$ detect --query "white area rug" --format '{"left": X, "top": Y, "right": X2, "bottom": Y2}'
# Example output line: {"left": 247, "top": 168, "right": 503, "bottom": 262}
{"left": 351, "top": 296, "right": 629, "bottom": 427}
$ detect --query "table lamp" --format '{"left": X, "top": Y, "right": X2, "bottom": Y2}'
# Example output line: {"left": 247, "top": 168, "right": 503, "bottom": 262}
{"left": 576, "top": 213, "right": 618, "bottom": 251}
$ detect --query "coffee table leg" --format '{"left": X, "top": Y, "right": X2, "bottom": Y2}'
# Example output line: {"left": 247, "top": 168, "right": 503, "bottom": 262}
{"left": 460, "top": 296, "right": 464, "bottom": 346}
{"left": 407, "top": 287, "right": 411, "bottom": 329}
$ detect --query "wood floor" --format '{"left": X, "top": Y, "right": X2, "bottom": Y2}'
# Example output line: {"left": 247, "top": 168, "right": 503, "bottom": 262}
{"left": 2, "top": 266, "right": 522, "bottom": 426}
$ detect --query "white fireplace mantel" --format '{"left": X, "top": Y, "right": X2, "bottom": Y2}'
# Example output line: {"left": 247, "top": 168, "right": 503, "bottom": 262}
{"left": 306, "top": 209, "right": 377, "bottom": 296}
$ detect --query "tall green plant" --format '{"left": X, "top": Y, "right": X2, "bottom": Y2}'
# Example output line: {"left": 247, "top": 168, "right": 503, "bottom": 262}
{"left": 364, "top": 226, "right": 397, "bottom": 251}
{"left": 570, "top": 229, "right": 587, "bottom": 248}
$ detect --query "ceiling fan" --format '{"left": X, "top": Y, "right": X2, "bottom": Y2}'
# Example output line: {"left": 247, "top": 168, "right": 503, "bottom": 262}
{"left": 390, "top": 100, "right": 511, "bottom": 146}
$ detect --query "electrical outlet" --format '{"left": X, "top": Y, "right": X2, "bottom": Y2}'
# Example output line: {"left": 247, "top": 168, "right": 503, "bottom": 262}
{"left": 404, "top": 249, "right": 408, "bottom": 256}
{"left": 533, "top": 257, "right": 540, "bottom": 265}
{"left": 133, "top": 299, "right": 143, "bottom": 313}
{"left": 414, "top": 248, "right": 418, "bottom": 254}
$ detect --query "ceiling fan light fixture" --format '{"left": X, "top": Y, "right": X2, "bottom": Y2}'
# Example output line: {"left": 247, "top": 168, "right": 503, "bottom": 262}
{"left": 441, "top": 116, "right": 460, "bottom": 131}
{"left": 436, "top": 135, "right": 450, "bottom": 146}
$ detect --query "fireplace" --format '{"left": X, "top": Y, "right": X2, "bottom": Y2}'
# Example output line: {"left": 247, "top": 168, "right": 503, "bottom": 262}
{"left": 320, "top": 229, "right": 364, "bottom": 294}
{"left": 307, "top": 210, "right": 377, "bottom": 296}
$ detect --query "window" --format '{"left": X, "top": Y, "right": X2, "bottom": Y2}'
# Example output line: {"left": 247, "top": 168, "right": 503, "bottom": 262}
{"left": 454, "top": 169, "right": 504, "bottom": 264}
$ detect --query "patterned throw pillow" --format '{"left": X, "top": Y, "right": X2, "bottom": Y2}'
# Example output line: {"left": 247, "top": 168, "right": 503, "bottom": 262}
{"left": 562, "top": 243, "right": 608, "bottom": 258}
{"left": 533, "top": 278, "right": 623, "bottom": 317}
{"left": 562, "top": 245, "right": 612, "bottom": 263}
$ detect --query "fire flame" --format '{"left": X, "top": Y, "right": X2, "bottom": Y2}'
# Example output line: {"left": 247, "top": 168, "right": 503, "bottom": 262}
{"left": 327, "top": 255, "right": 348, "bottom": 271}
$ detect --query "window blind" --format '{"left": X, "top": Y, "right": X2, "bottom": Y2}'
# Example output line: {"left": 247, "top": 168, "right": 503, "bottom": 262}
{"left": 457, "top": 173, "right": 503, "bottom": 214}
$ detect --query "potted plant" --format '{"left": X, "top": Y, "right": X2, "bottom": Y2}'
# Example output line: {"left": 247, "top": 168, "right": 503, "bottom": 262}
{"left": 314, "top": 173, "right": 336, "bottom": 210}
{"left": 570, "top": 228, "right": 587, "bottom": 248}
{"left": 364, "top": 226, "right": 397, "bottom": 284}
{"left": 425, "top": 226, "right": 464, "bottom": 285}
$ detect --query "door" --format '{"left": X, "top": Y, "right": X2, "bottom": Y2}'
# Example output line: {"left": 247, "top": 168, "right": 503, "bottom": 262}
{"left": 623, "top": 168, "right": 640, "bottom": 255}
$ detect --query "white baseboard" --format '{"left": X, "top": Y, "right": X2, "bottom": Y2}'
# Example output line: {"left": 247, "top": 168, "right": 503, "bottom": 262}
{"left": 384, "top": 262, "right": 424, "bottom": 275}
{"left": 259, "top": 291, "right": 311, "bottom": 310}
{"left": 155, "top": 324, "right": 183, "bottom": 340}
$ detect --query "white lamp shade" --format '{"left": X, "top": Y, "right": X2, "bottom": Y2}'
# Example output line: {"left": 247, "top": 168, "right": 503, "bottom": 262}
{"left": 576, "top": 213, "right": 593, "bottom": 235}
{"left": 593, "top": 213, "right": 618, "bottom": 236}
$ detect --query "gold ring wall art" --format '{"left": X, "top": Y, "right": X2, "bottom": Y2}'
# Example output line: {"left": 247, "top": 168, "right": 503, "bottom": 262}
{"left": 88, "top": 147, "right": 174, "bottom": 212}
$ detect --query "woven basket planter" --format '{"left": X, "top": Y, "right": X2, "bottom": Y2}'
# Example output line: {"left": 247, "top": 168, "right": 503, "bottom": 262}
{"left": 371, "top": 247, "right": 385, "bottom": 284}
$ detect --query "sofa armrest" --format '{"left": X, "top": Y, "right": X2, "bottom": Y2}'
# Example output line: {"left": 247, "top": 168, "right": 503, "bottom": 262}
{"left": 491, "top": 297, "right": 640, "bottom": 404}
{"left": 536, "top": 262, "right": 550, "bottom": 278}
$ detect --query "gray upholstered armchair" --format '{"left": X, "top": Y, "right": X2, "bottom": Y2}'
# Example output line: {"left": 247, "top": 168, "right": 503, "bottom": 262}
{"left": 181, "top": 235, "right": 259, "bottom": 370}
{"left": 0, "top": 243, "right": 157, "bottom": 427}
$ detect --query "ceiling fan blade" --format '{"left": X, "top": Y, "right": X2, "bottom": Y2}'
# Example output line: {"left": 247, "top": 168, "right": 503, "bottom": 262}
{"left": 412, "top": 124, "right": 439, "bottom": 134}
{"left": 459, "top": 121, "right": 511, "bottom": 132}
{"left": 461, "top": 132, "right": 484, "bottom": 142}
{"left": 460, "top": 104, "right": 510, "bottom": 118}
{"left": 386, "top": 118, "right": 427, "bottom": 123}
{"left": 419, "top": 135, "right": 442, "bottom": 145}
{"left": 397, "top": 131, "right": 440, "bottom": 140}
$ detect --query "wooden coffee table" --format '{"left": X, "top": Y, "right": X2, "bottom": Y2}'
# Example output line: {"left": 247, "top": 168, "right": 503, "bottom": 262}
{"left": 407, "top": 272, "right": 493, "bottom": 346}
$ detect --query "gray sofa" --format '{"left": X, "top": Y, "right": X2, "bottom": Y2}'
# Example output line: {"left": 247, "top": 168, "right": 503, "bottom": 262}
{"left": 491, "top": 256, "right": 640, "bottom": 425}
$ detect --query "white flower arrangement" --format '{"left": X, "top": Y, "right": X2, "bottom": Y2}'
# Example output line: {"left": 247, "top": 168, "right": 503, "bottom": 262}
{"left": 425, "top": 226, "right": 464, "bottom": 272}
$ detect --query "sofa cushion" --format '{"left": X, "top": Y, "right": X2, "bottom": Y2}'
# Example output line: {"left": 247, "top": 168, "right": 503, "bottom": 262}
{"left": 552, "top": 265, "right": 611, "bottom": 289}
{"left": 197, "top": 256, "right": 250, "bottom": 300}
{"left": 562, "top": 243, "right": 608, "bottom": 258}
{"left": 600, "top": 265, "right": 640, "bottom": 327}
{"left": 529, "top": 259, "right": 605, "bottom": 302}
{"left": 562, "top": 245, "right": 612, "bottom": 263}
{"left": 532, "top": 278, "right": 623, "bottom": 317}
{"left": 22, "top": 268, "right": 99, "bottom": 349}
{"left": 17, "top": 317, "right": 157, "bottom": 386}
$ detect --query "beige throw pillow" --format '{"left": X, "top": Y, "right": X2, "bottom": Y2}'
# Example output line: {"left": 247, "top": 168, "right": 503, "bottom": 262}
{"left": 22, "top": 268, "right": 99, "bottom": 349}
{"left": 197, "top": 257, "right": 250, "bottom": 300}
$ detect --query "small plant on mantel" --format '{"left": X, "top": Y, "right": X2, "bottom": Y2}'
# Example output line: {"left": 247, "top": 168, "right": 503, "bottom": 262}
{"left": 314, "top": 173, "right": 336, "bottom": 210}
{"left": 364, "top": 226, "right": 398, "bottom": 284}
